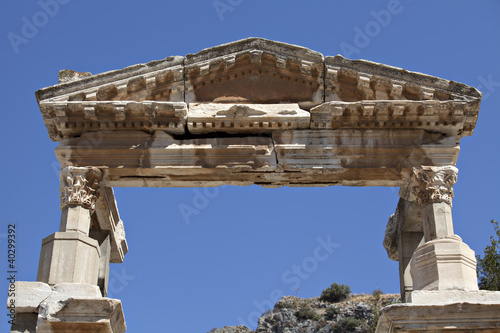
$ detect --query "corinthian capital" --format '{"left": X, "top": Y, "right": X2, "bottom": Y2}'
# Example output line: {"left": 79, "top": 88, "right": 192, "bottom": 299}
{"left": 401, "top": 166, "right": 458, "bottom": 206}
{"left": 59, "top": 167, "right": 102, "bottom": 210}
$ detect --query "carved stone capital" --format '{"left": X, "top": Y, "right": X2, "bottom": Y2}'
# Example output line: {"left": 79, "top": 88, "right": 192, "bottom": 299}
{"left": 400, "top": 166, "right": 458, "bottom": 207}
{"left": 59, "top": 167, "right": 102, "bottom": 210}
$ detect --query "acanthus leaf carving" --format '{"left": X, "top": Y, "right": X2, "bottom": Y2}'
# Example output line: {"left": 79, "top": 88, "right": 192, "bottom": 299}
{"left": 59, "top": 167, "right": 102, "bottom": 210}
{"left": 409, "top": 166, "right": 458, "bottom": 207}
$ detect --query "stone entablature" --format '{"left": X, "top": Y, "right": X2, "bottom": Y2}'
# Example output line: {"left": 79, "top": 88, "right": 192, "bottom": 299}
{"left": 54, "top": 129, "right": 459, "bottom": 188}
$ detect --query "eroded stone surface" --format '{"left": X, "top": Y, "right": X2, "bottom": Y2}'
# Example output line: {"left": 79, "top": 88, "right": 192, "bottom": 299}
{"left": 39, "top": 101, "right": 187, "bottom": 140}
{"left": 187, "top": 103, "right": 310, "bottom": 134}
{"left": 184, "top": 38, "right": 324, "bottom": 108}
{"left": 37, "top": 298, "right": 125, "bottom": 333}
{"left": 58, "top": 70, "right": 92, "bottom": 84}
{"left": 310, "top": 100, "right": 477, "bottom": 138}
{"left": 8, "top": 282, "right": 101, "bottom": 313}
{"left": 94, "top": 187, "right": 128, "bottom": 264}
{"left": 52, "top": 129, "right": 460, "bottom": 188}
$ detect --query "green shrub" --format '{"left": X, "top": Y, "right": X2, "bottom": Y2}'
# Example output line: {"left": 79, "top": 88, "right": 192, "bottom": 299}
{"left": 324, "top": 306, "right": 339, "bottom": 320}
{"left": 260, "top": 309, "right": 272, "bottom": 318}
{"left": 320, "top": 283, "right": 351, "bottom": 303}
{"left": 296, "top": 303, "right": 320, "bottom": 321}
{"left": 477, "top": 220, "right": 500, "bottom": 291}
{"left": 372, "top": 288, "right": 383, "bottom": 300}
{"left": 333, "top": 317, "right": 362, "bottom": 333}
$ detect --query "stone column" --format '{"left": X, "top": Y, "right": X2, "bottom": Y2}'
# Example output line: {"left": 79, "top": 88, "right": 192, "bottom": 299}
{"left": 37, "top": 167, "right": 102, "bottom": 285}
{"left": 403, "top": 166, "right": 478, "bottom": 292}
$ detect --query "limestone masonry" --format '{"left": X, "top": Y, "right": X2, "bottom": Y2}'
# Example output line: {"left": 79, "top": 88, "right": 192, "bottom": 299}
{"left": 10, "top": 38, "right": 499, "bottom": 332}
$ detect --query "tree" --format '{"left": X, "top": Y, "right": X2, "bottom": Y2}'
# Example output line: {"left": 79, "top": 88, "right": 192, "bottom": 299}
{"left": 319, "top": 283, "right": 351, "bottom": 303}
{"left": 476, "top": 220, "right": 500, "bottom": 290}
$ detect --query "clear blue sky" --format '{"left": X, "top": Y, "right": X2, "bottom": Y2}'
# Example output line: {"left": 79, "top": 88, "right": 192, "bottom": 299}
{"left": 1, "top": 1, "right": 499, "bottom": 332}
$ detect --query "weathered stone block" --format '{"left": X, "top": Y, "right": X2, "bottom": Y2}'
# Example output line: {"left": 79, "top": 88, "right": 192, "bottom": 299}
{"left": 410, "top": 235, "right": 478, "bottom": 291}
{"left": 37, "top": 232, "right": 100, "bottom": 285}
{"left": 187, "top": 103, "right": 310, "bottom": 134}
{"left": 59, "top": 205, "right": 91, "bottom": 235}
{"left": 94, "top": 187, "right": 128, "bottom": 264}
{"left": 409, "top": 290, "right": 500, "bottom": 305}
{"left": 36, "top": 298, "right": 126, "bottom": 333}
{"left": 56, "top": 130, "right": 277, "bottom": 173}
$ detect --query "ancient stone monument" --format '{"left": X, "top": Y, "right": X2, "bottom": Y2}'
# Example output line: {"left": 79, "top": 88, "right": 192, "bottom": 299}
{"left": 11, "top": 38, "right": 500, "bottom": 332}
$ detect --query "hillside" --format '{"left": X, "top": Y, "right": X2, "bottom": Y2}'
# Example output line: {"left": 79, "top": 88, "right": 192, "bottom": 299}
{"left": 210, "top": 292, "right": 400, "bottom": 333}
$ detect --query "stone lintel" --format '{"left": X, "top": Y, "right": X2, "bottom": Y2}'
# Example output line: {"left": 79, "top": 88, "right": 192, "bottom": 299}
{"left": 56, "top": 130, "right": 278, "bottom": 172}
{"left": 54, "top": 129, "right": 459, "bottom": 188}
{"left": 272, "top": 129, "right": 457, "bottom": 172}
{"left": 94, "top": 187, "right": 128, "bottom": 264}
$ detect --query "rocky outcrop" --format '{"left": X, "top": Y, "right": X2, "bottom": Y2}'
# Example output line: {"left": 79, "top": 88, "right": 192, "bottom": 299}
{"left": 209, "top": 294, "right": 399, "bottom": 333}
{"left": 211, "top": 326, "right": 253, "bottom": 333}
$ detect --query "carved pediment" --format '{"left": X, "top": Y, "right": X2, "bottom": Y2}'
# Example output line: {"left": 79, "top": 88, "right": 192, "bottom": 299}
{"left": 36, "top": 38, "right": 481, "bottom": 142}
{"left": 184, "top": 38, "right": 324, "bottom": 107}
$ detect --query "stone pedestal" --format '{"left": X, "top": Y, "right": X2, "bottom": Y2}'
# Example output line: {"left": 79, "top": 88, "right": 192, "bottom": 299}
{"left": 410, "top": 235, "right": 478, "bottom": 292}
{"left": 376, "top": 293, "right": 500, "bottom": 332}
{"left": 37, "top": 232, "right": 100, "bottom": 285}
{"left": 7, "top": 282, "right": 126, "bottom": 333}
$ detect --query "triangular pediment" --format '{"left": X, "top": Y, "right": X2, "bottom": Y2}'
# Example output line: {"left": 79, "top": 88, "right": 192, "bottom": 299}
{"left": 36, "top": 37, "right": 481, "bottom": 142}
